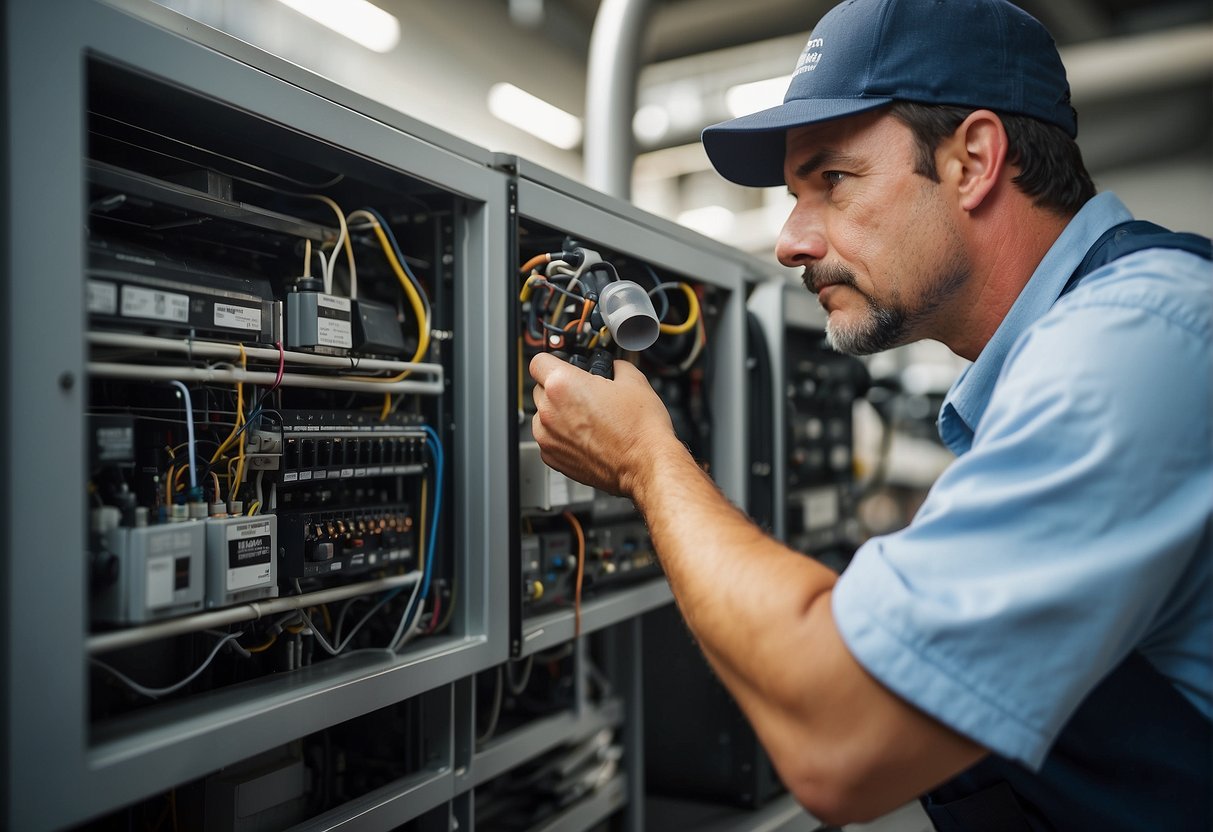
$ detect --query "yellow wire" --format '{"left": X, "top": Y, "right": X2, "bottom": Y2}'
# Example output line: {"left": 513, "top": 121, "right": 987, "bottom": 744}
{"left": 247, "top": 501, "right": 261, "bottom": 516}
{"left": 246, "top": 633, "right": 277, "bottom": 654}
{"left": 210, "top": 345, "right": 246, "bottom": 465}
{"left": 518, "top": 273, "right": 543, "bottom": 303}
{"left": 658, "top": 283, "right": 701, "bottom": 335}
{"left": 344, "top": 210, "right": 430, "bottom": 381}
{"left": 380, "top": 394, "right": 392, "bottom": 420}
{"left": 165, "top": 464, "right": 175, "bottom": 508}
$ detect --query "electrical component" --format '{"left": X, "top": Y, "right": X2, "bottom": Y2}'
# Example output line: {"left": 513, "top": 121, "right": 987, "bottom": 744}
{"left": 518, "top": 440, "right": 593, "bottom": 511}
{"left": 277, "top": 504, "right": 415, "bottom": 581}
{"left": 353, "top": 297, "right": 408, "bottom": 356}
{"left": 87, "top": 237, "right": 278, "bottom": 344}
{"left": 285, "top": 279, "right": 353, "bottom": 353}
{"left": 92, "top": 520, "right": 207, "bottom": 624}
{"left": 205, "top": 514, "right": 278, "bottom": 608}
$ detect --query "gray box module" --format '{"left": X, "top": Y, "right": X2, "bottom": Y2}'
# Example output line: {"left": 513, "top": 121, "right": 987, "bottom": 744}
{"left": 206, "top": 514, "right": 278, "bottom": 608}
{"left": 286, "top": 289, "right": 353, "bottom": 351}
{"left": 94, "top": 522, "right": 207, "bottom": 624}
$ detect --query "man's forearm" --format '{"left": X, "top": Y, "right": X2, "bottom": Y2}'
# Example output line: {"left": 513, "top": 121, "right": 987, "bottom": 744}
{"left": 629, "top": 439, "right": 838, "bottom": 709}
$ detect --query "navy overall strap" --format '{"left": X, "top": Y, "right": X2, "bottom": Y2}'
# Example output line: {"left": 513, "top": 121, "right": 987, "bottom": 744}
{"left": 921, "top": 653, "right": 1213, "bottom": 832}
{"left": 921, "top": 220, "right": 1212, "bottom": 832}
{"left": 1060, "top": 219, "right": 1212, "bottom": 298}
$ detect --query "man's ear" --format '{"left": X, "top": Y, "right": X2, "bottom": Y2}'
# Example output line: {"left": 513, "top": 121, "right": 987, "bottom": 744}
{"left": 936, "top": 109, "right": 1009, "bottom": 212}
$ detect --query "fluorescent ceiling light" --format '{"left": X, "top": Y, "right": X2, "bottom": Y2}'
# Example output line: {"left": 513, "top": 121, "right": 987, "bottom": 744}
{"left": 633, "top": 104, "right": 671, "bottom": 143}
{"left": 488, "top": 83, "right": 583, "bottom": 150}
{"left": 725, "top": 75, "right": 791, "bottom": 118}
{"left": 275, "top": 0, "right": 401, "bottom": 53}
{"left": 677, "top": 205, "right": 736, "bottom": 238}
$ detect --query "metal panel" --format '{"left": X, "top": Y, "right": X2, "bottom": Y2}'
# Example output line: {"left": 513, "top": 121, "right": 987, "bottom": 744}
{"left": 518, "top": 579, "right": 674, "bottom": 658}
{"left": 530, "top": 772, "right": 629, "bottom": 832}
{"left": 646, "top": 793, "right": 824, "bottom": 832}
{"left": 470, "top": 698, "right": 625, "bottom": 788}
{"left": 100, "top": 0, "right": 498, "bottom": 170}
{"left": 3, "top": 0, "right": 511, "bottom": 827}
{"left": 514, "top": 173, "right": 750, "bottom": 507}
{"left": 284, "top": 768, "right": 456, "bottom": 832}
{"left": 748, "top": 279, "right": 830, "bottom": 542}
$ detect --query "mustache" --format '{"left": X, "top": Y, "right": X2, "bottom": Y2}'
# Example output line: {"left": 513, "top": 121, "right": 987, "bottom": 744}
{"left": 801, "top": 263, "right": 858, "bottom": 295}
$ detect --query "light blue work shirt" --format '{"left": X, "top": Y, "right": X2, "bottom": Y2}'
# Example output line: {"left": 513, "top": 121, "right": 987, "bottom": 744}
{"left": 832, "top": 192, "right": 1212, "bottom": 769}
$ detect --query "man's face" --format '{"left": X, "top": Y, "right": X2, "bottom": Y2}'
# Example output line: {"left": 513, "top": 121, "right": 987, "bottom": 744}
{"left": 777, "top": 111, "right": 969, "bottom": 355}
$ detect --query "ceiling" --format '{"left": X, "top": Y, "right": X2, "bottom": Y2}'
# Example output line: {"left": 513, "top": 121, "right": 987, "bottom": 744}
{"left": 146, "top": 0, "right": 1213, "bottom": 257}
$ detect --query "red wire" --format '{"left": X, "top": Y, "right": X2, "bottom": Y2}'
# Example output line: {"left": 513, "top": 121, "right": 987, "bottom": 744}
{"left": 272, "top": 341, "right": 285, "bottom": 390}
{"left": 427, "top": 590, "right": 443, "bottom": 634}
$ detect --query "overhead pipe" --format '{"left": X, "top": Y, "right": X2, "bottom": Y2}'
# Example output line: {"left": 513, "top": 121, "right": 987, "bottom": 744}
{"left": 584, "top": 0, "right": 654, "bottom": 199}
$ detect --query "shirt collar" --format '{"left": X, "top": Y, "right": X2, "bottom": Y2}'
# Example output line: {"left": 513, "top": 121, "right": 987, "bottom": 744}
{"left": 937, "top": 193, "right": 1135, "bottom": 455}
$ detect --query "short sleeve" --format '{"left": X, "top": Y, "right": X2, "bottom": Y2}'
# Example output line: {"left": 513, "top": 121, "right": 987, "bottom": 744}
{"left": 832, "top": 288, "right": 1212, "bottom": 768}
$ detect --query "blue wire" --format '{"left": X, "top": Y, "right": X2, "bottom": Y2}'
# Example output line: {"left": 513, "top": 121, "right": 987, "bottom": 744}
{"left": 642, "top": 264, "right": 671, "bottom": 322}
{"left": 363, "top": 207, "right": 432, "bottom": 324}
{"left": 400, "top": 425, "right": 443, "bottom": 633}
{"left": 419, "top": 424, "right": 444, "bottom": 600}
{"left": 168, "top": 381, "right": 199, "bottom": 493}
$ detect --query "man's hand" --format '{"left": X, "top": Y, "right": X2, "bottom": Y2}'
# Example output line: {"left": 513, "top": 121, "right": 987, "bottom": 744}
{"left": 529, "top": 352, "right": 680, "bottom": 498}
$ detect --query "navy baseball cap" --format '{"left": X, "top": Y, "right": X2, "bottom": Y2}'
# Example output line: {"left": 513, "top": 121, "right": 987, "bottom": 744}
{"left": 702, "top": 0, "right": 1076, "bottom": 187}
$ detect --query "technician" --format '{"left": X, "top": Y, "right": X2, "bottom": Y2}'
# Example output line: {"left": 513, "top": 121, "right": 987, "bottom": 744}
{"left": 529, "top": 0, "right": 1212, "bottom": 829}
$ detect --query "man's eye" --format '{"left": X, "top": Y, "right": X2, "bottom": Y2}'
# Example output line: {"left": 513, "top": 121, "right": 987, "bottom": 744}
{"left": 823, "top": 170, "right": 847, "bottom": 188}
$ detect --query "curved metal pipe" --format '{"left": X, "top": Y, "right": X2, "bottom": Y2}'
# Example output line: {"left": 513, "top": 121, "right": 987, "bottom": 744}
{"left": 585, "top": 0, "right": 654, "bottom": 199}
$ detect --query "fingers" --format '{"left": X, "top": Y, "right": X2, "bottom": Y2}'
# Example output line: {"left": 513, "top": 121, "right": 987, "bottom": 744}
{"left": 612, "top": 359, "right": 648, "bottom": 386}
{"left": 528, "top": 351, "right": 562, "bottom": 386}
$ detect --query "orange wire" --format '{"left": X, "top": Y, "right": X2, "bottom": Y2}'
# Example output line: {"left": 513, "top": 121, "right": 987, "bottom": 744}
{"left": 519, "top": 252, "right": 551, "bottom": 274}
{"left": 563, "top": 511, "right": 586, "bottom": 638}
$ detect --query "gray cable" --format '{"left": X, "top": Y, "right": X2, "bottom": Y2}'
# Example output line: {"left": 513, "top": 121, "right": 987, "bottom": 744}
{"left": 90, "top": 631, "right": 243, "bottom": 699}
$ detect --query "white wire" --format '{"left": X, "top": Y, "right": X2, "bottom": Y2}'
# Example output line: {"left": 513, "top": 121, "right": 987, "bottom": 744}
{"left": 388, "top": 577, "right": 426, "bottom": 652}
{"left": 87, "top": 572, "right": 420, "bottom": 654}
{"left": 88, "top": 331, "right": 443, "bottom": 377}
{"left": 168, "top": 380, "right": 198, "bottom": 491}
{"left": 90, "top": 631, "right": 243, "bottom": 699}
{"left": 90, "top": 362, "right": 443, "bottom": 396}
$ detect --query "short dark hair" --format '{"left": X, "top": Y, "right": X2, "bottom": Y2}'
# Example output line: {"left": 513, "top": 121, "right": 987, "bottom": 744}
{"left": 887, "top": 101, "right": 1096, "bottom": 216}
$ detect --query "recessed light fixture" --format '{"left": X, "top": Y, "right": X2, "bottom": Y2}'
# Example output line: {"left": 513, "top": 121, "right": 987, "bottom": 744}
{"left": 487, "top": 83, "right": 583, "bottom": 150}
{"left": 677, "top": 205, "right": 736, "bottom": 238}
{"left": 275, "top": 0, "right": 401, "bottom": 54}
{"left": 725, "top": 75, "right": 791, "bottom": 118}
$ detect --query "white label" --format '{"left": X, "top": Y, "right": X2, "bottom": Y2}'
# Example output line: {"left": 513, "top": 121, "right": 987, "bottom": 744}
{"left": 146, "top": 556, "right": 174, "bottom": 609}
{"left": 317, "top": 294, "right": 351, "bottom": 312}
{"left": 316, "top": 316, "right": 352, "bottom": 348}
{"left": 226, "top": 520, "right": 273, "bottom": 591}
{"left": 214, "top": 303, "right": 262, "bottom": 331}
{"left": 802, "top": 488, "right": 840, "bottom": 531}
{"left": 122, "top": 285, "right": 189, "bottom": 323}
{"left": 88, "top": 280, "right": 118, "bottom": 315}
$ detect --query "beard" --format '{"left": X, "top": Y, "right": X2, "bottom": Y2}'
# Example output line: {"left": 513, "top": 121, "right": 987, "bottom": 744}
{"left": 804, "top": 258, "right": 966, "bottom": 356}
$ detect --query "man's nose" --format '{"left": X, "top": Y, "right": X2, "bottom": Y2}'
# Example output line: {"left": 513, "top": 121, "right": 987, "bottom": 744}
{"left": 775, "top": 204, "right": 827, "bottom": 268}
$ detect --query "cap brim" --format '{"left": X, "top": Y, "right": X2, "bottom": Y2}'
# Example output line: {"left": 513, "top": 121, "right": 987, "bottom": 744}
{"left": 701, "top": 97, "right": 893, "bottom": 187}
